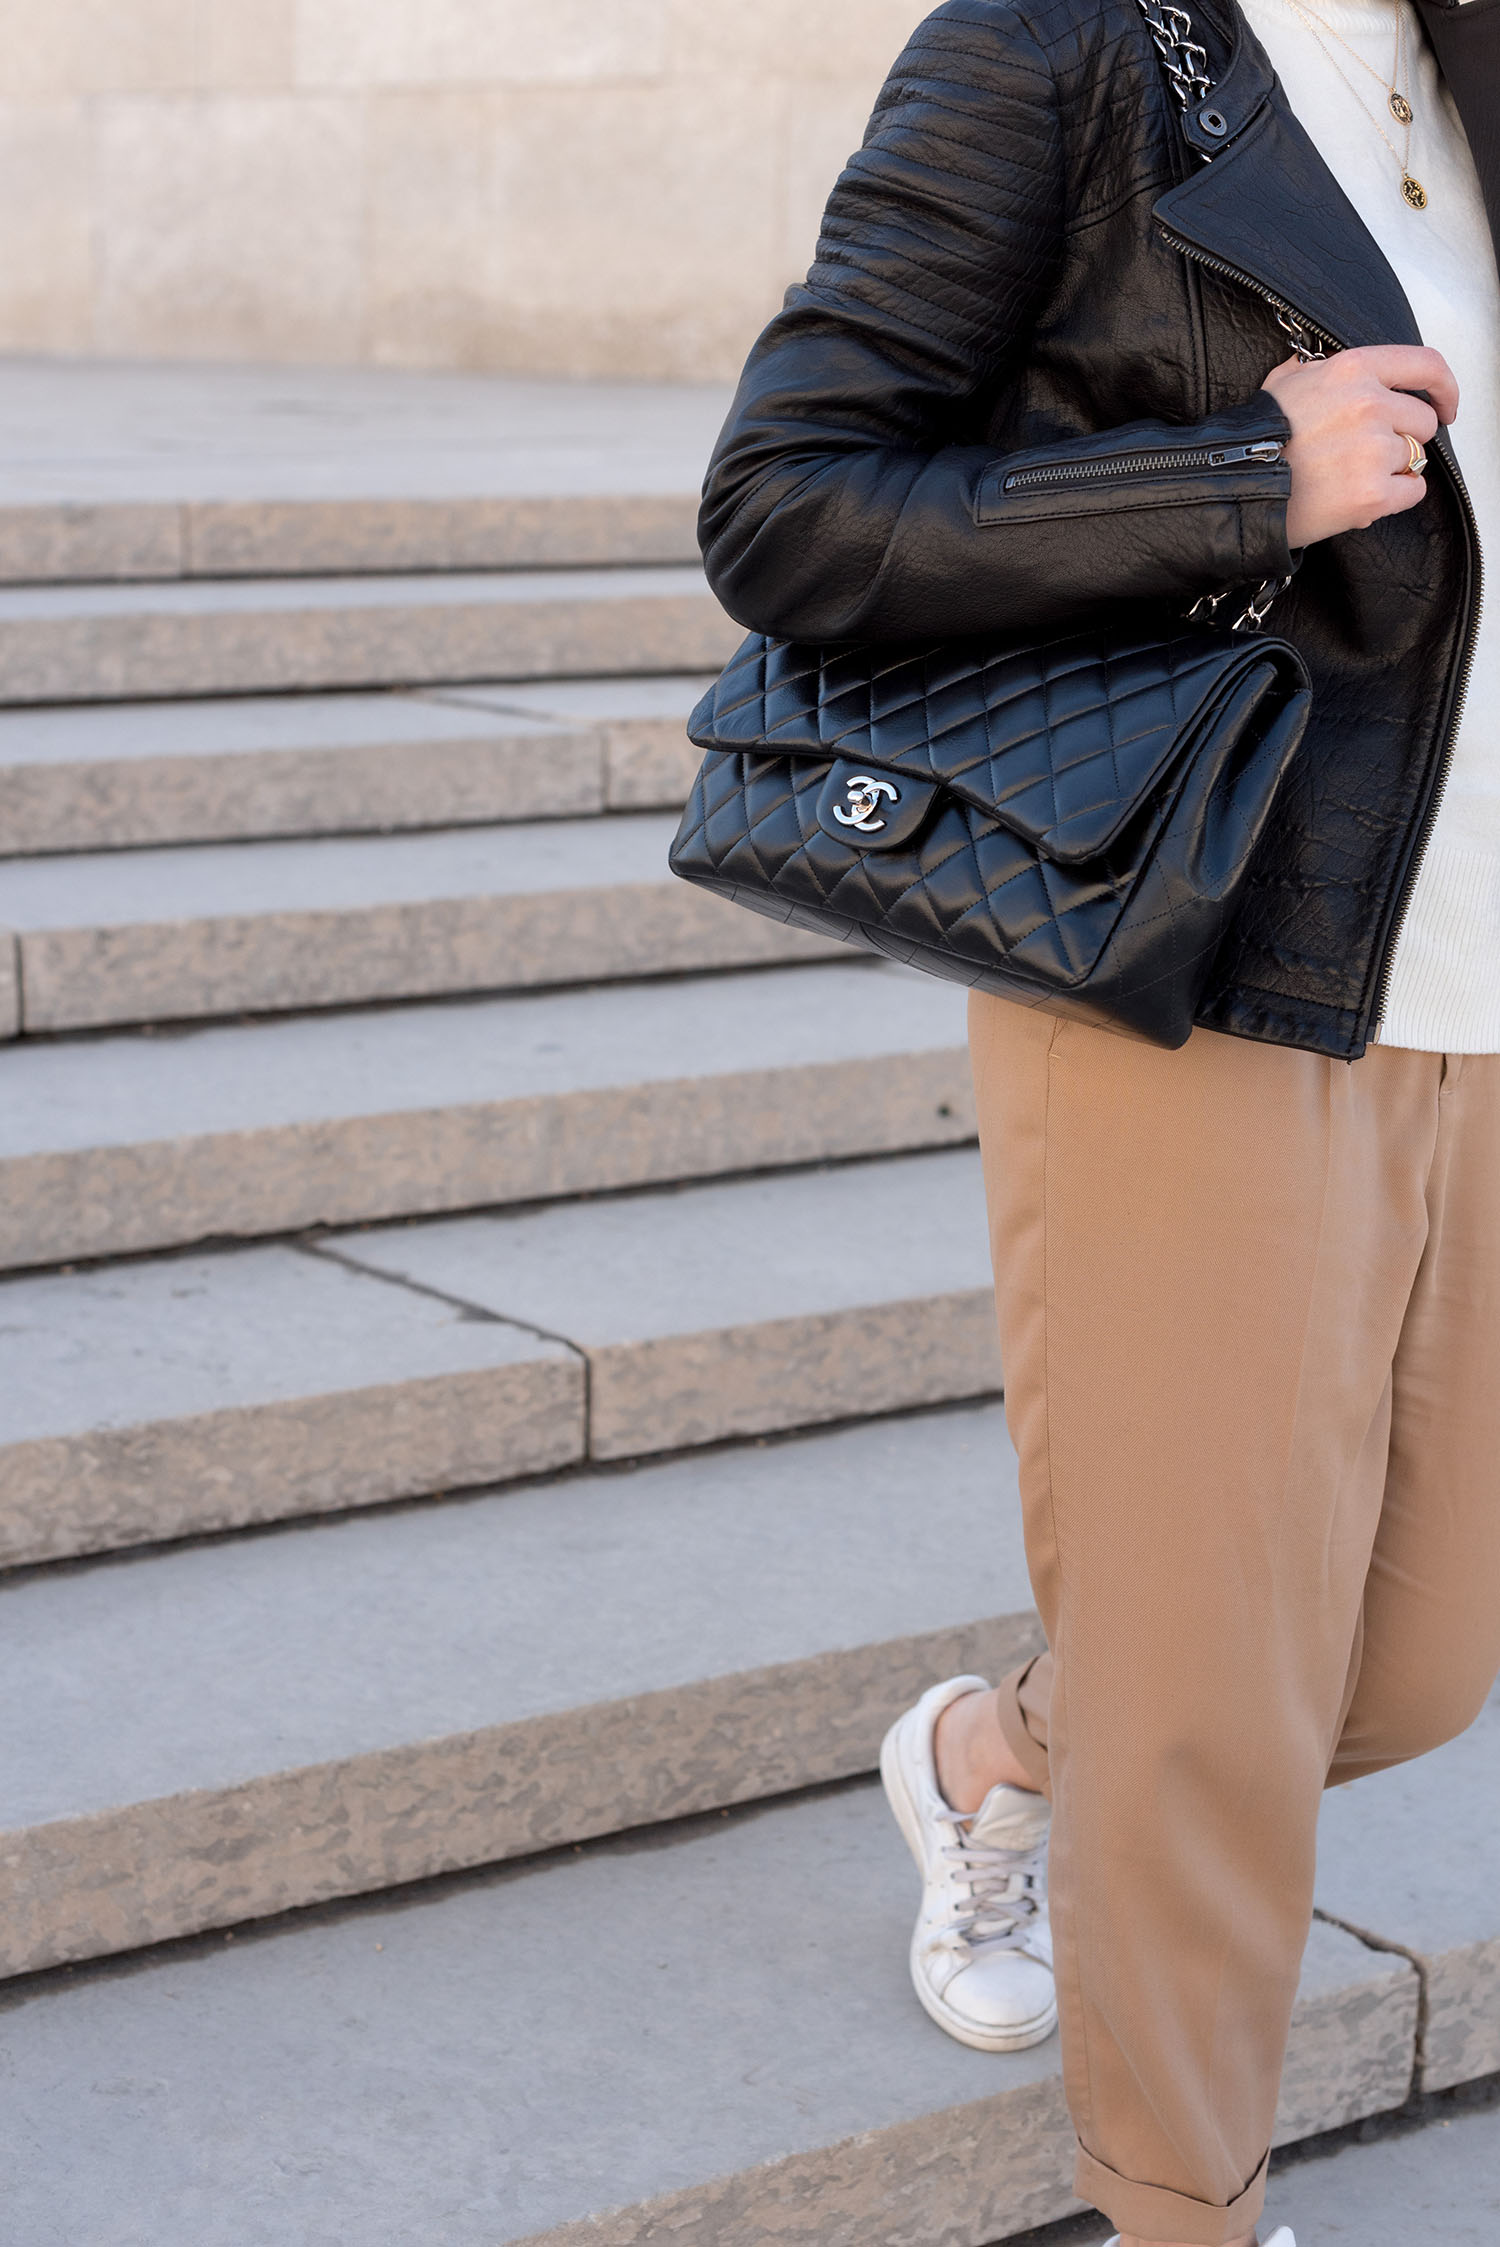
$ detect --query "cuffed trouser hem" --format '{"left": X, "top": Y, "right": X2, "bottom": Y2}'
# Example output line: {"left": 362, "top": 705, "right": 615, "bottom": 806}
{"left": 1073, "top": 2143, "right": 1269, "bottom": 2245}
{"left": 995, "top": 1655, "right": 1053, "bottom": 1800}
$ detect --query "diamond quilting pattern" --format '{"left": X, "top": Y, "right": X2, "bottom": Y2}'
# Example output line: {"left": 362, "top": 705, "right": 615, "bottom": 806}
{"left": 674, "top": 623, "right": 1312, "bottom": 1046}
{"left": 695, "top": 625, "right": 1239, "bottom": 863}
{"left": 680, "top": 750, "right": 1127, "bottom": 987}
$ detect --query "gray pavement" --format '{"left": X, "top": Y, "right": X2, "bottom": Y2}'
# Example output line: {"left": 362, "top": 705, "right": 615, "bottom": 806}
{"left": 1270, "top": 2094, "right": 1500, "bottom": 2242}
{"left": 1026, "top": 2093, "right": 1500, "bottom": 2244}
{"left": 0, "top": 359, "right": 732, "bottom": 504}
{"left": 0, "top": 361, "right": 731, "bottom": 581}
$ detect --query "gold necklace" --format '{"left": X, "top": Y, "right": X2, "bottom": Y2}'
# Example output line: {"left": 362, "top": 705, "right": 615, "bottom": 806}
{"left": 1279, "top": 0, "right": 1427, "bottom": 208}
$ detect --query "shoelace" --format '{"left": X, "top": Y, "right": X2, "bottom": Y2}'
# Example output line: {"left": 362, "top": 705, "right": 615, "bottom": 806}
{"left": 938, "top": 1820, "right": 1047, "bottom": 1952}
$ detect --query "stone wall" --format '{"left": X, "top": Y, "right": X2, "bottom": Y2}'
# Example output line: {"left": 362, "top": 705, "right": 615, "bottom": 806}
{"left": 0, "top": 0, "right": 926, "bottom": 379}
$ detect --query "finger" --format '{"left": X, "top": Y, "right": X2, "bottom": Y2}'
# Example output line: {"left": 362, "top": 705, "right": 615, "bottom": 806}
{"left": 1357, "top": 344, "right": 1460, "bottom": 423}
{"left": 1389, "top": 394, "right": 1440, "bottom": 446}
{"left": 1389, "top": 431, "right": 1429, "bottom": 479}
{"left": 1384, "top": 468, "right": 1429, "bottom": 516}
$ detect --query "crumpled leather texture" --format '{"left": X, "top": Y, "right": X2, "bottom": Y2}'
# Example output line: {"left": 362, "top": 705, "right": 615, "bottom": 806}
{"left": 670, "top": 622, "right": 1312, "bottom": 1047}
{"left": 696, "top": 0, "right": 1476, "bottom": 1058}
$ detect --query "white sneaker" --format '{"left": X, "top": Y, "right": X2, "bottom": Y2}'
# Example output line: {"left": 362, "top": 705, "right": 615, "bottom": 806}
{"left": 1104, "top": 2230, "right": 1294, "bottom": 2245}
{"left": 880, "top": 1673, "right": 1056, "bottom": 2052}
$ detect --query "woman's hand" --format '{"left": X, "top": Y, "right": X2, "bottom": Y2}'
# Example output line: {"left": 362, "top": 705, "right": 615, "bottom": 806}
{"left": 1261, "top": 344, "right": 1459, "bottom": 547}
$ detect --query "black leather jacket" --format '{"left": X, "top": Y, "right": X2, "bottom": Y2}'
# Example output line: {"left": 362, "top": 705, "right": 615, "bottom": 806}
{"left": 699, "top": 0, "right": 1482, "bottom": 1059}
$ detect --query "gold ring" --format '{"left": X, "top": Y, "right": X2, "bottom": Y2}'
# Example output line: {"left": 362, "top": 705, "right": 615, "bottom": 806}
{"left": 1402, "top": 435, "right": 1428, "bottom": 477}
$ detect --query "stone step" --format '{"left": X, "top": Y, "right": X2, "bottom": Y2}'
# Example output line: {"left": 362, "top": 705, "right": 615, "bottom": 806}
{"left": 424, "top": 674, "right": 711, "bottom": 812}
{"left": 1, "top": 1403, "right": 1036, "bottom": 1975}
{"left": 0, "top": 813, "right": 834, "bottom": 1032}
{"left": 0, "top": 565, "right": 739, "bottom": 705}
{"left": 0, "top": 358, "right": 727, "bottom": 582}
{"left": 1317, "top": 1691, "right": 1500, "bottom": 2095}
{"left": 0, "top": 961, "right": 971, "bottom": 1270}
{"left": 0, "top": 492, "right": 702, "bottom": 586}
{"left": 327, "top": 1146, "right": 998, "bottom": 1466}
{"left": 0, "top": 1148, "right": 996, "bottom": 1568}
{"left": 0, "top": 676, "right": 709, "bottom": 856}
{"left": 0, "top": 1776, "right": 1425, "bottom": 2247}
{"left": 0, "top": 1240, "right": 583, "bottom": 1570}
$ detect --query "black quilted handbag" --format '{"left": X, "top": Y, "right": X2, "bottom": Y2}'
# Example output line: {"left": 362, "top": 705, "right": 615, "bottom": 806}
{"left": 667, "top": 0, "right": 1314, "bottom": 1050}
{"left": 668, "top": 623, "right": 1311, "bottom": 1048}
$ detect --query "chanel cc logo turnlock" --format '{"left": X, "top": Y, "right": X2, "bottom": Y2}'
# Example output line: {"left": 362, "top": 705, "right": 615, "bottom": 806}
{"left": 814, "top": 758, "right": 938, "bottom": 850}
{"left": 832, "top": 774, "right": 901, "bottom": 832}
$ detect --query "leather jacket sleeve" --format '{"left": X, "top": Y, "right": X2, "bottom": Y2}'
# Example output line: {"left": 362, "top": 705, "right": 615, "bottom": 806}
{"left": 699, "top": 1, "right": 1295, "bottom": 641}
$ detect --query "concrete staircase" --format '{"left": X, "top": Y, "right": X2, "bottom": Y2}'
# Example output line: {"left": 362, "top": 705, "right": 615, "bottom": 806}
{"left": 2, "top": 365, "right": 1496, "bottom": 2247}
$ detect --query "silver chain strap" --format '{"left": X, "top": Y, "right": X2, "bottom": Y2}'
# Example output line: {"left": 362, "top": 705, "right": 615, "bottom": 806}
{"left": 1275, "top": 305, "right": 1327, "bottom": 364}
{"left": 1132, "top": 0, "right": 1212, "bottom": 110}
{"left": 1133, "top": 0, "right": 1303, "bottom": 630}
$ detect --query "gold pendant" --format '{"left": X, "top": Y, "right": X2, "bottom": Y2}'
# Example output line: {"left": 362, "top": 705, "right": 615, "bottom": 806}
{"left": 1402, "top": 172, "right": 1428, "bottom": 210}
{"left": 1390, "top": 90, "right": 1413, "bottom": 125}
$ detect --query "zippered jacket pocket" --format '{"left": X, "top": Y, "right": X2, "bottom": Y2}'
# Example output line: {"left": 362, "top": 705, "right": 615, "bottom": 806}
{"left": 975, "top": 409, "right": 1290, "bottom": 527}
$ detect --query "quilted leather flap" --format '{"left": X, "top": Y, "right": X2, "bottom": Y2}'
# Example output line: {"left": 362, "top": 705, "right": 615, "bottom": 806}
{"left": 690, "top": 626, "right": 1295, "bottom": 866}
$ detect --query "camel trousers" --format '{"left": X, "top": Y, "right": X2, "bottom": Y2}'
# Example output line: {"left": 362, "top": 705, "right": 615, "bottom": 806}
{"left": 969, "top": 994, "right": 1500, "bottom": 2245}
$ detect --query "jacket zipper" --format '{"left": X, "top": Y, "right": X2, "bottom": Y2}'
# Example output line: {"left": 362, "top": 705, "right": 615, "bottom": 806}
{"left": 1156, "top": 226, "right": 1343, "bottom": 356}
{"left": 1158, "top": 221, "right": 1481, "bottom": 1044}
{"left": 1003, "top": 439, "right": 1282, "bottom": 492}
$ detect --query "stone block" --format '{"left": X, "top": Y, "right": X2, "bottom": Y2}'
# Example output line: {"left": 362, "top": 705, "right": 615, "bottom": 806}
{"left": 436, "top": 675, "right": 710, "bottom": 808}
{"left": 93, "top": 94, "right": 364, "bottom": 363}
{"left": 362, "top": 79, "right": 785, "bottom": 380}
{"left": 0, "top": 100, "right": 94, "bottom": 351}
{"left": 0, "top": 503, "right": 183, "bottom": 585}
{"left": 358, "top": 88, "right": 515, "bottom": 374}
{"left": 604, "top": 716, "right": 704, "bottom": 808}
{"left": 0, "top": 0, "right": 196, "bottom": 97}
{"left": 778, "top": 76, "right": 892, "bottom": 273}
{"left": 0, "top": 1782, "right": 1422, "bottom": 2245}
{"left": 0, "top": 693, "right": 604, "bottom": 854}
{"left": 0, "top": 1244, "right": 582, "bottom": 1567}
{"left": 195, "top": 0, "right": 297, "bottom": 90}
{"left": 0, "top": 565, "right": 739, "bottom": 703}
{"left": 0, "top": 929, "right": 17, "bottom": 1039}
{"left": 334, "top": 1148, "right": 1002, "bottom": 1459}
{"left": 184, "top": 493, "right": 701, "bottom": 575}
{"left": 663, "top": 0, "right": 928, "bottom": 78}
{"left": 1315, "top": 1690, "right": 1500, "bottom": 2092}
{"left": 1, "top": 813, "right": 839, "bottom": 1030}
{"left": 0, "top": 962, "right": 974, "bottom": 1267}
{"left": 1275, "top": 1918, "right": 1418, "bottom": 2142}
{"left": 295, "top": 0, "right": 668, "bottom": 90}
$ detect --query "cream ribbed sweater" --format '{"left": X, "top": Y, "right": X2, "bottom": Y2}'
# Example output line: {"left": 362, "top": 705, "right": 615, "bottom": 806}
{"left": 1238, "top": 0, "right": 1500, "bottom": 1051}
